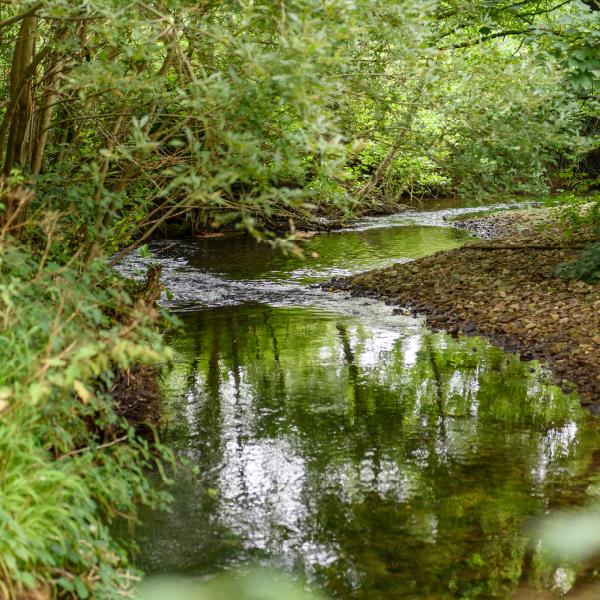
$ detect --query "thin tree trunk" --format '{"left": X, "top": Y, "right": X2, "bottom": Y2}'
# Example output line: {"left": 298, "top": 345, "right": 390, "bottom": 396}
{"left": 31, "top": 56, "right": 64, "bottom": 175}
{"left": 356, "top": 75, "right": 426, "bottom": 202}
{"left": 4, "top": 15, "right": 37, "bottom": 176}
{"left": 0, "top": 181, "right": 33, "bottom": 238}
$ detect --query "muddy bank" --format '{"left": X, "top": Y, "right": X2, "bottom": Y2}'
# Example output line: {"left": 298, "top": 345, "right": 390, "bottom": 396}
{"left": 324, "top": 209, "right": 600, "bottom": 408}
{"left": 111, "top": 265, "right": 165, "bottom": 437}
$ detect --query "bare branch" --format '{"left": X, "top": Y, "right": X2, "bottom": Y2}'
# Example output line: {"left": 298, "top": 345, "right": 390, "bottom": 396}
{"left": 439, "top": 28, "right": 531, "bottom": 50}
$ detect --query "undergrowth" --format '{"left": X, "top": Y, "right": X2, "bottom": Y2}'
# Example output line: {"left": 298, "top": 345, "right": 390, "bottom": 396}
{"left": 0, "top": 217, "right": 173, "bottom": 598}
{"left": 549, "top": 193, "right": 600, "bottom": 283}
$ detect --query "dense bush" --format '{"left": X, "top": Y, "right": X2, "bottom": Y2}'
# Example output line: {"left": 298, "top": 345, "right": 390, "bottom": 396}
{"left": 0, "top": 0, "right": 594, "bottom": 236}
{"left": 556, "top": 240, "right": 600, "bottom": 283}
{"left": 0, "top": 224, "right": 173, "bottom": 597}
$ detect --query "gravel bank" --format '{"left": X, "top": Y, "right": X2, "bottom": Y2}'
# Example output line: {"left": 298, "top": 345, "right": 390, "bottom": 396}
{"left": 324, "top": 209, "right": 600, "bottom": 408}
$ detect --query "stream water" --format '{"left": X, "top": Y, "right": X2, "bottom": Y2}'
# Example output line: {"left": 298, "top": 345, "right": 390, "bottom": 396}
{"left": 121, "top": 204, "right": 600, "bottom": 598}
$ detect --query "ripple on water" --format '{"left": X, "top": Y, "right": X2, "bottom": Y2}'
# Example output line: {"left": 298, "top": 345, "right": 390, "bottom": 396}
{"left": 116, "top": 221, "right": 471, "bottom": 309}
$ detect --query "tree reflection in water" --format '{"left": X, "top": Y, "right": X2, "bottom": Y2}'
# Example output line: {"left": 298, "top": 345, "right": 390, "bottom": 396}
{"left": 134, "top": 304, "right": 600, "bottom": 599}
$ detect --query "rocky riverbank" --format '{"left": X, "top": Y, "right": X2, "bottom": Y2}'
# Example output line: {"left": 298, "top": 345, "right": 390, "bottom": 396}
{"left": 324, "top": 208, "right": 600, "bottom": 409}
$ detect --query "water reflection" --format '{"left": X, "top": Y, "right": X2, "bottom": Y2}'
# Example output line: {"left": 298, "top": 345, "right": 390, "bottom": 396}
{"left": 178, "top": 225, "right": 469, "bottom": 283}
{"left": 136, "top": 304, "right": 599, "bottom": 598}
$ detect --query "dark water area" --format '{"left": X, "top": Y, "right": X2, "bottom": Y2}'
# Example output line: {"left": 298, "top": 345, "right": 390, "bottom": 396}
{"left": 122, "top": 206, "right": 600, "bottom": 598}
{"left": 168, "top": 224, "right": 467, "bottom": 283}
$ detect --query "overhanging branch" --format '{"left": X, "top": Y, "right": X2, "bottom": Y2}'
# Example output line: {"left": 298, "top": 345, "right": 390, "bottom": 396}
{"left": 438, "top": 28, "right": 531, "bottom": 50}
{"left": 0, "top": 1, "right": 43, "bottom": 30}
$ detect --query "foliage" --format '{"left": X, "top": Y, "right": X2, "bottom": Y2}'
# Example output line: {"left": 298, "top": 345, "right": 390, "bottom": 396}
{"left": 550, "top": 192, "right": 600, "bottom": 229}
{"left": 0, "top": 227, "right": 173, "bottom": 597}
{"left": 556, "top": 239, "right": 600, "bottom": 282}
{"left": 545, "top": 192, "right": 600, "bottom": 282}
{"left": 0, "top": 0, "right": 595, "bottom": 237}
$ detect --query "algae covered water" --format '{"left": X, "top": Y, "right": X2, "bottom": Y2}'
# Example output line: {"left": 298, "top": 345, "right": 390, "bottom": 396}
{"left": 124, "top": 207, "right": 600, "bottom": 598}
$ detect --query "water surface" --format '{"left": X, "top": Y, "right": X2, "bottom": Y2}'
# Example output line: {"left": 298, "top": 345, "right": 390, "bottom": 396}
{"left": 126, "top": 207, "right": 600, "bottom": 598}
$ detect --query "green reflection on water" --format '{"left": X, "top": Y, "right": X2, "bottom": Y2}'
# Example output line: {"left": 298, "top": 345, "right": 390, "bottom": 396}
{"left": 135, "top": 304, "right": 600, "bottom": 599}
{"left": 181, "top": 225, "right": 469, "bottom": 282}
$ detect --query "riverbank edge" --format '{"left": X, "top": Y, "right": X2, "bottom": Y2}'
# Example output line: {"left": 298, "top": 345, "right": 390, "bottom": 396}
{"left": 0, "top": 235, "right": 172, "bottom": 599}
{"left": 323, "top": 208, "right": 600, "bottom": 409}
{"left": 153, "top": 194, "right": 521, "bottom": 239}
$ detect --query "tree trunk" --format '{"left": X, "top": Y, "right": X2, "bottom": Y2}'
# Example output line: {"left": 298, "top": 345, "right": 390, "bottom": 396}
{"left": 3, "top": 15, "right": 37, "bottom": 176}
{"left": 31, "top": 55, "right": 64, "bottom": 176}
{"left": 0, "top": 181, "right": 33, "bottom": 238}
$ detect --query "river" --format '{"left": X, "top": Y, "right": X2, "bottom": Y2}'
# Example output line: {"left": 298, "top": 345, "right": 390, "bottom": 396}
{"left": 119, "top": 202, "right": 600, "bottom": 598}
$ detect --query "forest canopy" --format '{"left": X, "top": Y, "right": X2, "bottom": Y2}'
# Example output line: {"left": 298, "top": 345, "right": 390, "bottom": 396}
{"left": 0, "top": 0, "right": 597, "bottom": 242}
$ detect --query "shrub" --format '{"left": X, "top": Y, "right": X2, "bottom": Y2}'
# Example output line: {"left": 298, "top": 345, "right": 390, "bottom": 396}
{"left": 0, "top": 235, "right": 172, "bottom": 597}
